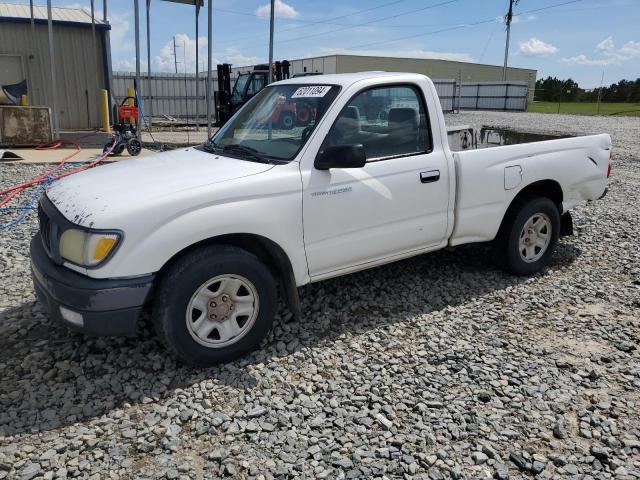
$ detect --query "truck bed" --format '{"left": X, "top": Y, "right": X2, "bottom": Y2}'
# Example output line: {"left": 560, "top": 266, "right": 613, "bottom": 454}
{"left": 448, "top": 131, "right": 611, "bottom": 246}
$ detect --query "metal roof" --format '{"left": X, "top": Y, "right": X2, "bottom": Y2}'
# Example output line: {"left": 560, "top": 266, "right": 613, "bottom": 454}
{"left": 0, "top": 2, "right": 108, "bottom": 26}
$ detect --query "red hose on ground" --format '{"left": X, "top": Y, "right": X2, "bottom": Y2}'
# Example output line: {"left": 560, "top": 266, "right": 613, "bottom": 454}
{"left": 0, "top": 136, "right": 116, "bottom": 208}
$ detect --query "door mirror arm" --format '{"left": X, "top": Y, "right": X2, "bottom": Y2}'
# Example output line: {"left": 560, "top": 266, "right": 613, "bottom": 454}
{"left": 315, "top": 144, "right": 366, "bottom": 170}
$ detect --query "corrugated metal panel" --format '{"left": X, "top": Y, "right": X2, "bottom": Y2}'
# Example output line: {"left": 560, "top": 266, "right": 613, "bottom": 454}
{"left": 113, "top": 72, "right": 209, "bottom": 120}
{"left": 0, "top": 21, "right": 106, "bottom": 129}
{"left": 0, "top": 3, "right": 107, "bottom": 25}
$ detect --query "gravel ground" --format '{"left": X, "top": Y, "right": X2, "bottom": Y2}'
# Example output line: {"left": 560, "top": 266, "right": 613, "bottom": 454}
{"left": 1, "top": 111, "right": 639, "bottom": 479}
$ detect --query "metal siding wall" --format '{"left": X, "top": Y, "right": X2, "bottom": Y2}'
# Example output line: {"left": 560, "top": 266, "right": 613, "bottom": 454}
{"left": 455, "top": 81, "right": 529, "bottom": 111}
{"left": 0, "top": 22, "right": 106, "bottom": 129}
{"left": 112, "top": 72, "right": 209, "bottom": 120}
{"left": 323, "top": 56, "right": 337, "bottom": 74}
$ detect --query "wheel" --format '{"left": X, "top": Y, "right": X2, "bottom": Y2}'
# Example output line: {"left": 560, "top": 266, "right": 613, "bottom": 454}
{"left": 114, "top": 143, "right": 125, "bottom": 155}
{"left": 152, "top": 245, "right": 277, "bottom": 366}
{"left": 126, "top": 138, "right": 142, "bottom": 156}
{"left": 493, "top": 195, "right": 560, "bottom": 275}
{"left": 103, "top": 140, "right": 120, "bottom": 156}
{"left": 295, "top": 101, "right": 312, "bottom": 125}
{"left": 279, "top": 111, "right": 295, "bottom": 130}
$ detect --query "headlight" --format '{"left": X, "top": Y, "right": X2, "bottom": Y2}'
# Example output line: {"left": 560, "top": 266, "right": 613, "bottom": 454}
{"left": 59, "top": 229, "right": 121, "bottom": 267}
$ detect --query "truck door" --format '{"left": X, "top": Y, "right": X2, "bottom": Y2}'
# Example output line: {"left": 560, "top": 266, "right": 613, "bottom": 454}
{"left": 301, "top": 84, "right": 450, "bottom": 278}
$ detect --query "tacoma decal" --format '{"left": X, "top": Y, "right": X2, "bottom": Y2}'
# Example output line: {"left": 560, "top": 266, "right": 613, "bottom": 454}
{"left": 311, "top": 186, "right": 352, "bottom": 197}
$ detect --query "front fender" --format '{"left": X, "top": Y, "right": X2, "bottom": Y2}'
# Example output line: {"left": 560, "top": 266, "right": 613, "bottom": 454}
{"left": 87, "top": 164, "right": 308, "bottom": 285}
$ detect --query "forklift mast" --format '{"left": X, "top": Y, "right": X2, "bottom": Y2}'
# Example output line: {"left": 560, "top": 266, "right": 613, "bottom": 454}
{"left": 214, "top": 63, "right": 284, "bottom": 127}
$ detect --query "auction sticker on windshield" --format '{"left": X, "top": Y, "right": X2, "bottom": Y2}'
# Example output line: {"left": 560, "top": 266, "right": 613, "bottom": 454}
{"left": 291, "top": 86, "right": 332, "bottom": 98}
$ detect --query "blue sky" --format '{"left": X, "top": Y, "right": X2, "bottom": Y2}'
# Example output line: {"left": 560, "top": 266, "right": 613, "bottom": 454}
{"left": 21, "top": 0, "right": 640, "bottom": 87}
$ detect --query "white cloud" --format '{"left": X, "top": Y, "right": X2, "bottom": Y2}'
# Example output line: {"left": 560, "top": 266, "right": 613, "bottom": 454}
{"left": 256, "top": 0, "right": 299, "bottom": 19}
{"left": 216, "top": 49, "right": 264, "bottom": 68}
{"left": 619, "top": 40, "right": 640, "bottom": 57}
{"left": 596, "top": 36, "right": 614, "bottom": 52}
{"left": 560, "top": 37, "right": 640, "bottom": 66}
{"left": 319, "top": 48, "right": 475, "bottom": 63}
{"left": 518, "top": 38, "right": 558, "bottom": 57}
{"left": 559, "top": 54, "right": 612, "bottom": 66}
{"left": 114, "top": 59, "right": 134, "bottom": 71}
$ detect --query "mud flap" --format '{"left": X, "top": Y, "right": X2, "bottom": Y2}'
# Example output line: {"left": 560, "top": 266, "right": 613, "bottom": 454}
{"left": 560, "top": 212, "right": 574, "bottom": 237}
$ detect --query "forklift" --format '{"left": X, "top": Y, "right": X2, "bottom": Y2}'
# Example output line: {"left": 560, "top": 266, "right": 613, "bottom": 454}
{"left": 214, "top": 63, "right": 269, "bottom": 127}
{"left": 214, "top": 61, "right": 320, "bottom": 128}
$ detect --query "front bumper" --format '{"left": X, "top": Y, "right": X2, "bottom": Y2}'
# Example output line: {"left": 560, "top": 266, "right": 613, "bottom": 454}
{"left": 30, "top": 234, "right": 154, "bottom": 336}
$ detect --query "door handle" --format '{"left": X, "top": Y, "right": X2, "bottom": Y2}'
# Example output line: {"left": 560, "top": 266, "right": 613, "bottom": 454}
{"left": 420, "top": 170, "right": 440, "bottom": 183}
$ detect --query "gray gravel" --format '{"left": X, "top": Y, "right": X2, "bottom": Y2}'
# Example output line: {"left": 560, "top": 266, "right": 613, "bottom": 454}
{"left": 1, "top": 111, "right": 639, "bottom": 479}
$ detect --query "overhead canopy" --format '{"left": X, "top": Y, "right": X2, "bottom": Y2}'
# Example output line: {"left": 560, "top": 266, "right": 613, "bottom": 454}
{"left": 160, "top": 0, "right": 204, "bottom": 6}
{"left": 0, "top": 3, "right": 109, "bottom": 28}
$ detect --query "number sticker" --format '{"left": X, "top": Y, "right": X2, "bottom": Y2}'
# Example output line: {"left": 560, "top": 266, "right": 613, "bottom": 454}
{"left": 291, "top": 86, "right": 331, "bottom": 98}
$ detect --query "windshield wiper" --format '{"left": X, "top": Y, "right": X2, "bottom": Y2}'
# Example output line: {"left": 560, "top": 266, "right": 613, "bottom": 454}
{"left": 222, "top": 144, "right": 271, "bottom": 164}
{"left": 202, "top": 140, "right": 221, "bottom": 153}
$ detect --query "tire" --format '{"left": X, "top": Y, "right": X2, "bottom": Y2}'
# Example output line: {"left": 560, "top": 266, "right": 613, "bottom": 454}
{"left": 152, "top": 245, "right": 277, "bottom": 366}
{"left": 126, "top": 138, "right": 142, "bottom": 156}
{"left": 279, "top": 111, "right": 295, "bottom": 130}
{"left": 493, "top": 195, "right": 560, "bottom": 275}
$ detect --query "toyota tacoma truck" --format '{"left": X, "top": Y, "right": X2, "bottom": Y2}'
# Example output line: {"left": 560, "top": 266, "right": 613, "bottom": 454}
{"left": 31, "top": 72, "right": 611, "bottom": 366}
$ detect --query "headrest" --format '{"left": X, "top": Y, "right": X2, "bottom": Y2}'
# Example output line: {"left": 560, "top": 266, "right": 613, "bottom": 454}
{"left": 342, "top": 105, "right": 360, "bottom": 121}
{"left": 388, "top": 107, "right": 418, "bottom": 126}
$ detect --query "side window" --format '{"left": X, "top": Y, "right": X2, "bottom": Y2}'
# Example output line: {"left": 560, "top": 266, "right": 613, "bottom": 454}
{"left": 322, "top": 85, "right": 431, "bottom": 160}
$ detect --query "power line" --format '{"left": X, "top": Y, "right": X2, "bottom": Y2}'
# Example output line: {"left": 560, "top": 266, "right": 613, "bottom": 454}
{"left": 214, "top": 0, "right": 410, "bottom": 47}
{"left": 236, "top": 0, "right": 463, "bottom": 51}
{"left": 343, "top": 0, "right": 584, "bottom": 52}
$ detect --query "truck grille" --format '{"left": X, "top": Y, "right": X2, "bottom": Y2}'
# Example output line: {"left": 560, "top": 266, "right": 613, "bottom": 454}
{"left": 38, "top": 204, "right": 52, "bottom": 253}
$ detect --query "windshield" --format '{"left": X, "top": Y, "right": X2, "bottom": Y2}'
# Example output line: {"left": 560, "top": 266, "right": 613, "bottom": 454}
{"left": 210, "top": 84, "right": 341, "bottom": 162}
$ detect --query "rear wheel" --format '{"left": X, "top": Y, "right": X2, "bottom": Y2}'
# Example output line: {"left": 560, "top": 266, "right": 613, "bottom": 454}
{"left": 493, "top": 196, "right": 560, "bottom": 275}
{"left": 152, "top": 245, "right": 277, "bottom": 366}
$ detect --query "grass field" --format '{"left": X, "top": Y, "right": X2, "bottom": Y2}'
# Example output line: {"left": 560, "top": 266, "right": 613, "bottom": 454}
{"left": 528, "top": 102, "right": 640, "bottom": 117}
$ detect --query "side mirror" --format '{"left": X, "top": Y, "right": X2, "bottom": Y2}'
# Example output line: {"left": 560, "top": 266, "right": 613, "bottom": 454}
{"left": 315, "top": 144, "right": 366, "bottom": 170}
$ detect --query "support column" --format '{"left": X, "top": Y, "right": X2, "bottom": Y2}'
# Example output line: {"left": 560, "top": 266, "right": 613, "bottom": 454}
{"left": 268, "top": 0, "right": 275, "bottom": 84}
{"left": 134, "top": 0, "right": 142, "bottom": 138}
{"left": 206, "top": 0, "right": 213, "bottom": 137}
{"left": 195, "top": 2, "right": 200, "bottom": 131}
{"left": 146, "top": 0, "right": 153, "bottom": 126}
{"left": 47, "top": 0, "right": 59, "bottom": 136}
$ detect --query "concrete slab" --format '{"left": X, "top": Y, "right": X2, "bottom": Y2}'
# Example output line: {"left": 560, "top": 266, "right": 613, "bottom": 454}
{"left": 2, "top": 146, "right": 156, "bottom": 164}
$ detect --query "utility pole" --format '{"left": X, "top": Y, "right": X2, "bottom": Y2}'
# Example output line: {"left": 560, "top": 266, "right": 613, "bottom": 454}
{"left": 268, "top": 0, "right": 275, "bottom": 84}
{"left": 173, "top": 35, "right": 179, "bottom": 74}
{"left": 502, "top": 0, "right": 519, "bottom": 81}
{"left": 596, "top": 70, "right": 604, "bottom": 115}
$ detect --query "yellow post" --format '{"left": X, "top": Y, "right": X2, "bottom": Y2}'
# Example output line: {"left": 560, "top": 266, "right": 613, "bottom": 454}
{"left": 20, "top": 94, "right": 28, "bottom": 106}
{"left": 99, "top": 89, "right": 111, "bottom": 133}
{"left": 127, "top": 87, "right": 135, "bottom": 125}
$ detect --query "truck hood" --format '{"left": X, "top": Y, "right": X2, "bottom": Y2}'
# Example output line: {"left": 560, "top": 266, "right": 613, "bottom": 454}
{"left": 46, "top": 147, "right": 274, "bottom": 227}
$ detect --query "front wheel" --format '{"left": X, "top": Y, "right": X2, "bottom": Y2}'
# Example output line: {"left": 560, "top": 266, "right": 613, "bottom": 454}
{"left": 152, "top": 245, "right": 277, "bottom": 366}
{"left": 493, "top": 196, "right": 561, "bottom": 275}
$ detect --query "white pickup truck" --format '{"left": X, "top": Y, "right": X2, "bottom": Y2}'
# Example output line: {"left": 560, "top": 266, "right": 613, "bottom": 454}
{"left": 31, "top": 72, "right": 611, "bottom": 365}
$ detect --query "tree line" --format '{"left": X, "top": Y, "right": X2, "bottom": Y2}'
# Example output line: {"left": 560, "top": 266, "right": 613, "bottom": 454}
{"left": 534, "top": 76, "right": 640, "bottom": 103}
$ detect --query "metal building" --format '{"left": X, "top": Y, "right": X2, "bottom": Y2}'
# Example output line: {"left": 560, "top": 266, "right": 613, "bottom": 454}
{"left": 232, "top": 54, "right": 538, "bottom": 102}
{"left": 0, "top": 3, "right": 111, "bottom": 130}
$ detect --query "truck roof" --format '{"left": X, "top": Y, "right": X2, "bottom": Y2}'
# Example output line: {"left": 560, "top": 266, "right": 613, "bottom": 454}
{"left": 274, "top": 71, "right": 430, "bottom": 88}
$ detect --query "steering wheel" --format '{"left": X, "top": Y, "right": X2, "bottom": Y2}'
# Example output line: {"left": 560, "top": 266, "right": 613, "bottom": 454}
{"left": 301, "top": 123, "right": 315, "bottom": 143}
